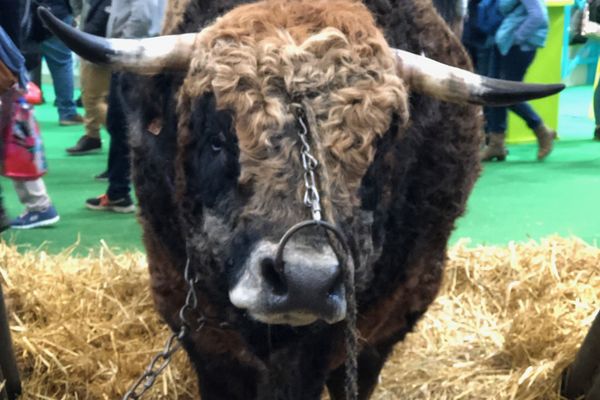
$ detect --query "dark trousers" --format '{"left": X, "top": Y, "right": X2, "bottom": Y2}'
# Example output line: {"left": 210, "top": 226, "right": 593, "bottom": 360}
{"left": 487, "top": 46, "right": 543, "bottom": 134}
{"left": 466, "top": 44, "right": 495, "bottom": 133}
{"left": 594, "top": 81, "right": 600, "bottom": 127}
{"left": 0, "top": 0, "right": 21, "bottom": 47}
{"left": 106, "top": 73, "right": 131, "bottom": 200}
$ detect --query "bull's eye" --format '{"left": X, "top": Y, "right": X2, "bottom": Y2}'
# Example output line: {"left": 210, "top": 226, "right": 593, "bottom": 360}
{"left": 211, "top": 132, "right": 225, "bottom": 153}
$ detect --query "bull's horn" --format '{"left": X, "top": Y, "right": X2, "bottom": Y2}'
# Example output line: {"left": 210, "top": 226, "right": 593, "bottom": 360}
{"left": 393, "top": 49, "right": 564, "bottom": 106}
{"left": 37, "top": 7, "right": 196, "bottom": 74}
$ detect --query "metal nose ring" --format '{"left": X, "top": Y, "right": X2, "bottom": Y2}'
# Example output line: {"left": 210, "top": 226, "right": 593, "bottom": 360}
{"left": 274, "top": 220, "right": 351, "bottom": 273}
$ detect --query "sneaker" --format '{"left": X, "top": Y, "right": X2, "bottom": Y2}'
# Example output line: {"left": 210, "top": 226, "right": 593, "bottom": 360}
{"left": 85, "top": 194, "right": 135, "bottom": 213}
{"left": 66, "top": 135, "right": 101, "bottom": 155}
{"left": 594, "top": 126, "right": 600, "bottom": 141}
{"left": 59, "top": 114, "right": 84, "bottom": 126}
{"left": 94, "top": 171, "right": 109, "bottom": 181}
{"left": 10, "top": 205, "right": 60, "bottom": 229}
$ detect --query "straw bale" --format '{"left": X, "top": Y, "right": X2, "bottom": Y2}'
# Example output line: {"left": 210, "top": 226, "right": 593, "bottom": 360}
{"left": 0, "top": 242, "right": 197, "bottom": 399}
{"left": 0, "top": 237, "right": 598, "bottom": 399}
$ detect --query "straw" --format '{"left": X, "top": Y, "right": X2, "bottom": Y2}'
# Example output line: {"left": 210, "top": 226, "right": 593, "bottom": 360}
{"left": 0, "top": 237, "right": 598, "bottom": 399}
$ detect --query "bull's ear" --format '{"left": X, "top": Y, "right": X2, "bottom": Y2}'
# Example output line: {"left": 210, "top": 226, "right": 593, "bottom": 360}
{"left": 393, "top": 49, "right": 565, "bottom": 106}
{"left": 37, "top": 7, "right": 198, "bottom": 74}
{"left": 117, "top": 72, "right": 165, "bottom": 136}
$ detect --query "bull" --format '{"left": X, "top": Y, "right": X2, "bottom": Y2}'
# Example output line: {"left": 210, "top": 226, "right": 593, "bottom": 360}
{"left": 39, "top": 1, "right": 564, "bottom": 399}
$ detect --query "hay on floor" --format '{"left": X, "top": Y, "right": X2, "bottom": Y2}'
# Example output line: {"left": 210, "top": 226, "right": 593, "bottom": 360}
{"left": 0, "top": 237, "right": 598, "bottom": 399}
{"left": 0, "top": 242, "right": 196, "bottom": 399}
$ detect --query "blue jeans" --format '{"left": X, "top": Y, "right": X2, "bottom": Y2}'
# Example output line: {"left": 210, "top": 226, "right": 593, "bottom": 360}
{"left": 466, "top": 45, "right": 495, "bottom": 133}
{"left": 594, "top": 81, "right": 600, "bottom": 127}
{"left": 40, "top": 15, "right": 77, "bottom": 120}
{"left": 487, "top": 46, "right": 543, "bottom": 134}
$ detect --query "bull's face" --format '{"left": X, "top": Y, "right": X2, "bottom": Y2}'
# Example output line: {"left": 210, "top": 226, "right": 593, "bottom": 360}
{"left": 178, "top": 2, "right": 408, "bottom": 326}
{"left": 180, "top": 91, "right": 401, "bottom": 327}
{"left": 38, "top": 0, "right": 563, "bottom": 328}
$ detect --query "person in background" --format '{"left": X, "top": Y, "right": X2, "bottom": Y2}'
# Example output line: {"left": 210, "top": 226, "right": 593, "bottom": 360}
{"left": 480, "top": 0, "right": 557, "bottom": 161}
{"left": 593, "top": 82, "right": 600, "bottom": 141}
{"left": 0, "top": 0, "right": 24, "bottom": 232}
{"left": 462, "top": 0, "right": 498, "bottom": 141}
{"left": 66, "top": 0, "right": 111, "bottom": 155}
{"left": 433, "top": 0, "right": 468, "bottom": 35}
{"left": 594, "top": 90, "right": 600, "bottom": 140}
{"left": 30, "top": 0, "right": 83, "bottom": 126}
{"left": 85, "top": 0, "right": 166, "bottom": 213}
{"left": 462, "top": 0, "right": 496, "bottom": 75}
{"left": 0, "top": 0, "right": 60, "bottom": 229}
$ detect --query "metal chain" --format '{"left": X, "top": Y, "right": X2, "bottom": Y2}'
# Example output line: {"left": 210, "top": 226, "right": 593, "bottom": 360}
{"left": 123, "top": 112, "right": 328, "bottom": 399}
{"left": 122, "top": 259, "right": 203, "bottom": 400}
{"left": 296, "top": 114, "right": 322, "bottom": 222}
{"left": 295, "top": 111, "right": 358, "bottom": 400}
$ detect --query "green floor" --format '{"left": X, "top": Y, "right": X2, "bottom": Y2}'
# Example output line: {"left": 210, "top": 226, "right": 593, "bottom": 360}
{"left": 1, "top": 87, "right": 142, "bottom": 253}
{"left": 2, "top": 85, "right": 599, "bottom": 253}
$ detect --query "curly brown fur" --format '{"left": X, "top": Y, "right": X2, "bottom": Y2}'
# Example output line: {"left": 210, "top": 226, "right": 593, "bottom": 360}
{"left": 177, "top": 0, "right": 407, "bottom": 226}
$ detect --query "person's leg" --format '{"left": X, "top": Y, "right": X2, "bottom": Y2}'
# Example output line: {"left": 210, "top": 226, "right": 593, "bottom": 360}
{"left": 487, "top": 46, "right": 508, "bottom": 134}
{"left": 500, "top": 46, "right": 556, "bottom": 159}
{"left": 594, "top": 83, "right": 600, "bottom": 140}
{"left": 106, "top": 74, "right": 131, "bottom": 200}
{"left": 10, "top": 178, "right": 59, "bottom": 229}
{"left": 66, "top": 61, "right": 110, "bottom": 154}
{"left": 39, "top": 16, "right": 82, "bottom": 124}
{"left": 81, "top": 61, "right": 111, "bottom": 139}
{"left": 477, "top": 46, "right": 495, "bottom": 135}
{"left": 0, "top": 89, "right": 16, "bottom": 231}
{"left": 464, "top": 44, "right": 477, "bottom": 71}
{"left": 508, "top": 102, "right": 542, "bottom": 130}
{"left": 12, "top": 179, "right": 52, "bottom": 213}
{"left": 0, "top": 185, "right": 7, "bottom": 232}
{"left": 500, "top": 47, "right": 542, "bottom": 129}
{"left": 86, "top": 73, "right": 134, "bottom": 212}
{"left": 481, "top": 47, "right": 508, "bottom": 161}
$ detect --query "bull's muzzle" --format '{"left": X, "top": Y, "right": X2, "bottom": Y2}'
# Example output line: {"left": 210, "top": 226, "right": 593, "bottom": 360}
{"left": 229, "top": 239, "right": 346, "bottom": 326}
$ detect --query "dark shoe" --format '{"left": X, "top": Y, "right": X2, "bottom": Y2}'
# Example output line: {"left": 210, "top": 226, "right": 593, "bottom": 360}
{"left": 534, "top": 124, "right": 557, "bottom": 161}
{"left": 94, "top": 171, "right": 109, "bottom": 181}
{"left": 85, "top": 194, "right": 135, "bottom": 213}
{"left": 594, "top": 126, "right": 600, "bottom": 141}
{"left": 0, "top": 205, "right": 10, "bottom": 233}
{"left": 59, "top": 114, "right": 84, "bottom": 126}
{"left": 10, "top": 205, "right": 60, "bottom": 229}
{"left": 480, "top": 133, "right": 508, "bottom": 162}
{"left": 66, "top": 135, "right": 101, "bottom": 155}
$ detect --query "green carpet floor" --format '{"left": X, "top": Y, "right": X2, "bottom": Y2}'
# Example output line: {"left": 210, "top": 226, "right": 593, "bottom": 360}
{"left": 1, "top": 85, "right": 599, "bottom": 253}
{"left": 1, "top": 87, "right": 142, "bottom": 253}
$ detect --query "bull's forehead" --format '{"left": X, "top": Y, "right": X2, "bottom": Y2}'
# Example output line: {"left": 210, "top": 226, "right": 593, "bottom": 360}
{"left": 179, "top": 0, "right": 408, "bottom": 218}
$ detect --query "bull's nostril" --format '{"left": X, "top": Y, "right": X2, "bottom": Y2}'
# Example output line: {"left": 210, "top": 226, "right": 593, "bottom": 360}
{"left": 326, "top": 265, "right": 343, "bottom": 299}
{"left": 260, "top": 257, "right": 287, "bottom": 296}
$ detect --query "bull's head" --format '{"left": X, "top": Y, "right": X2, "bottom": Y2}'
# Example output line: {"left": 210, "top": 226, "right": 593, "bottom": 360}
{"left": 38, "top": 1, "right": 563, "bottom": 328}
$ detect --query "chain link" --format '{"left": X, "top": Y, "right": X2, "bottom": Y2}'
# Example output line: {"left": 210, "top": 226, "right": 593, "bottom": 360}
{"left": 296, "top": 114, "right": 322, "bottom": 222}
{"left": 122, "top": 259, "right": 202, "bottom": 400}
{"left": 124, "top": 111, "right": 324, "bottom": 399}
